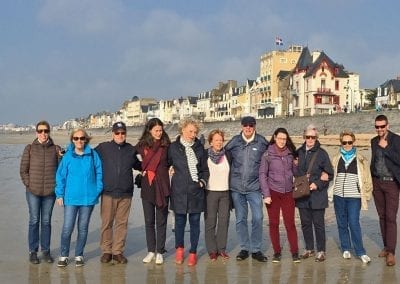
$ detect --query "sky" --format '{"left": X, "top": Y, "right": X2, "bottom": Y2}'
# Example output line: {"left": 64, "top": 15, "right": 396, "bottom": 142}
{"left": 1, "top": 0, "right": 399, "bottom": 125}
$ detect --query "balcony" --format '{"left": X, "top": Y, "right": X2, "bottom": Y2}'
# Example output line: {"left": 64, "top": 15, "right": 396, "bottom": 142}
{"left": 316, "top": 88, "right": 332, "bottom": 95}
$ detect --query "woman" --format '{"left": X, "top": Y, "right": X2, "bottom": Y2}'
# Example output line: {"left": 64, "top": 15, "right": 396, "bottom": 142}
{"left": 205, "top": 129, "right": 231, "bottom": 261}
{"left": 136, "top": 118, "right": 171, "bottom": 265}
{"left": 168, "top": 118, "right": 209, "bottom": 266}
{"left": 296, "top": 124, "right": 333, "bottom": 262}
{"left": 20, "top": 120, "right": 61, "bottom": 264}
{"left": 55, "top": 128, "right": 103, "bottom": 267}
{"left": 330, "top": 130, "right": 372, "bottom": 264}
{"left": 259, "top": 128, "right": 300, "bottom": 263}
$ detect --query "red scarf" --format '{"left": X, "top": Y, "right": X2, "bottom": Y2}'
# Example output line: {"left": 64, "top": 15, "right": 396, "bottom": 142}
{"left": 142, "top": 140, "right": 164, "bottom": 185}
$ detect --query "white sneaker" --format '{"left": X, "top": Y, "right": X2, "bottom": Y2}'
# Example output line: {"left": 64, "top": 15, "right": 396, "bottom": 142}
{"left": 343, "top": 250, "right": 351, "bottom": 259}
{"left": 155, "top": 253, "right": 164, "bottom": 265}
{"left": 143, "top": 252, "right": 155, "bottom": 263}
{"left": 360, "top": 254, "right": 371, "bottom": 264}
{"left": 75, "top": 256, "right": 84, "bottom": 267}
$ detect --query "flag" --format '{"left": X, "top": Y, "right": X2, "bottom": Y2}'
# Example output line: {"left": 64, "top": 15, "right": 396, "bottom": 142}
{"left": 275, "top": 36, "right": 283, "bottom": 46}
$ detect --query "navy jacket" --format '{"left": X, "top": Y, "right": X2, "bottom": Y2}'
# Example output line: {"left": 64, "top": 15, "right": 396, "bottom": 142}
{"left": 295, "top": 141, "right": 333, "bottom": 209}
{"left": 168, "top": 136, "right": 209, "bottom": 214}
{"left": 95, "top": 140, "right": 141, "bottom": 198}
{"left": 225, "top": 132, "right": 268, "bottom": 193}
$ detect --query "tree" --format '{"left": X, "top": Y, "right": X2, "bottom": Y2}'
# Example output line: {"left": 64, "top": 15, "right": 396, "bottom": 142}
{"left": 365, "top": 88, "right": 377, "bottom": 107}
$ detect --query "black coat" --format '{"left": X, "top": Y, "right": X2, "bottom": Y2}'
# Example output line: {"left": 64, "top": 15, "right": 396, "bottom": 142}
{"left": 371, "top": 130, "right": 400, "bottom": 185}
{"left": 295, "top": 141, "right": 333, "bottom": 209}
{"left": 95, "top": 141, "right": 141, "bottom": 198}
{"left": 168, "top": 136, "right": 209, "bottom": 214}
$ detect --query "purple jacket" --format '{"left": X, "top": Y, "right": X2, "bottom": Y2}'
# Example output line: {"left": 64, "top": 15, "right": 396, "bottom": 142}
{"left": 259, "top": 144, "right": 296, "bottom": 197}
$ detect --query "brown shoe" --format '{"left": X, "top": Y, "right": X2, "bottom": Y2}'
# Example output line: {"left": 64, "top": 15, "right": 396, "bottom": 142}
{"left": 386, "top": 253, "right": 396, "bottom": 266}
{"left": 113, "top": 254, "right": 128, "bottom": 264}
{"left": 100, "top": 253, "right": 112, "bottom": 263}
{"left": 379, "top": 249, "right": 388, "bottom": 258}
{"left": 315, "top": 251, "right": 326, "bottom": 262}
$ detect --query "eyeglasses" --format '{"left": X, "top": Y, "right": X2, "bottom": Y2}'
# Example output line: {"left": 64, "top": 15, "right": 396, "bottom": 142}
{"left": 242, "top": 124, "right": 255, "bottom": 128}
{"left": 341, "top": 141, "right": 353, "bottom": 145}
{"left": 37, "top": 129, "right": 50, "bottom": 134}
{"left": 305, "top": 135, "right": 317, "bottom": 140}
{"left": 375, "top": 125, "right": 386, "bottom": 129}
{"left": 72, "top": 136, "right": 86, "bottom": 141}
{"left": 114, "top": 132, "right": 126, "bottom": 136}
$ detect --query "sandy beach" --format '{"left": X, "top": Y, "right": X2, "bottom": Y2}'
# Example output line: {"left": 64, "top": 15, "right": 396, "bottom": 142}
{"left": 1, "top": 131, "right": 400, "bottom": 283}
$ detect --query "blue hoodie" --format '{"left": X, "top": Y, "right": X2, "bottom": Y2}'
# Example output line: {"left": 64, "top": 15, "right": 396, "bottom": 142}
{"left": 55, "top": 143, "right": 103, "bottom": 206}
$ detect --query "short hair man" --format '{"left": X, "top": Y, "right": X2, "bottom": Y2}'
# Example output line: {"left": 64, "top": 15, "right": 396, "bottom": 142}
{"left": 225, "top": 116, "right": 269, "bottom": 262}
{"left": 370, "top": 115, "right": 400, "bottom": 266}
{"left": 95, "top": 122, "right": 141, "bottom": 264}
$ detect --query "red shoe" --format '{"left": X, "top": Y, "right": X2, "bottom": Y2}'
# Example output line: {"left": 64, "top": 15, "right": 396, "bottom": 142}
{"left": 188, "top": 253, "right": 197, "bottom": 266}
{"left": 175, "top": 247, "right": 184, "bottom": 264}
{"left": 209, "top": 252, "right": 218, "bottom": 262}
{"left": 219, "top": 251, "right": 230, "bottom": 260}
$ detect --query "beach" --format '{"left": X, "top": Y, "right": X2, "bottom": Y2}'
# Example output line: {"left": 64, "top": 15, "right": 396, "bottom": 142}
{"left": 1, "top": 132, "right": 400, "bottom": 283}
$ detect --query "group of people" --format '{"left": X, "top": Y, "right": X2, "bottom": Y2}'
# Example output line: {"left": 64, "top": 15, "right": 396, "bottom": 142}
{"left": 20, "top": 114, "right": 400, "bottom": 268}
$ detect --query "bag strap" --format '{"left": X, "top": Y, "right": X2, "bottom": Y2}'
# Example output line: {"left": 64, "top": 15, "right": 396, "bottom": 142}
{"left": 306, "top": 149, "right": 319, "bottom": 174}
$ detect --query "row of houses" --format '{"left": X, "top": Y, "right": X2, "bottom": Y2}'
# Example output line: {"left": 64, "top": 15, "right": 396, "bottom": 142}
{"left": 70, "top": 45, "right": 398, "bottom": 129}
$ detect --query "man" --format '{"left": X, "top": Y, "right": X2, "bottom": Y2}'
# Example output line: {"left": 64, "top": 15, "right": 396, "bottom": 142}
{"left": 370, "top": 114, "right": 400, "bottom": 266}
{"left": 95, "top": 122, "right": 141, "bottom": 264}
{"left": 20, "top": 121, "right": 61, "bottom": 264}
{"left": 225, "top": 116, "right": 269, "bottom": 262}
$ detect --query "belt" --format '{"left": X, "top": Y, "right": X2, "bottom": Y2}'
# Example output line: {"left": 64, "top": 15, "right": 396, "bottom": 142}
{"left": 379, "top": 177, "right": 394, "bottom": 182}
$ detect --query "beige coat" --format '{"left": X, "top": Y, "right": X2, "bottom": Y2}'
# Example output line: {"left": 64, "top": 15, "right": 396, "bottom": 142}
{"left": 329, "top": 151, "right": 373, "bottom": 210}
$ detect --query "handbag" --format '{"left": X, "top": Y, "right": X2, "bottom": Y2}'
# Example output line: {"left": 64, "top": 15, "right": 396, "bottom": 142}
{"left": 293, "top": 150, "right": 318, "bottom": 200}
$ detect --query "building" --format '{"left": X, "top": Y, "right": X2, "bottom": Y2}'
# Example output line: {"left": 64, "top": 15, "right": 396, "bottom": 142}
{"left": 376, "top": 77, "right": 400, "bottom": 109}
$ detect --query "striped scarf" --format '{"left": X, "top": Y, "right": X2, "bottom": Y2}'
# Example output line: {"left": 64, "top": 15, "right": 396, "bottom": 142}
{"left": 180, "top": 138, "right": 199, "bottom": 182}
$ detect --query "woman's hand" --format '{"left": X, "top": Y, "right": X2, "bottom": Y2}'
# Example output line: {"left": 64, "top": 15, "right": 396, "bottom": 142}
{"left": 263, "top": 197, "right": 272, "bottom": 205}
{"left": 169, "top": 166, "right": 175, "bottom": 177}
{"left": 310, "top": 183, "right": 318, "bottom": 191}
{"left": 320, "top": 171, "right": 329, "bottom": 181}
{"left": 56, "top": 198, "right": 64, "bottom": 206}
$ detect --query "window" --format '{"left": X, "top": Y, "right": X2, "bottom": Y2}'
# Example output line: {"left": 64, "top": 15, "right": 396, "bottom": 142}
{"left": 321, "top": 79, "right": 326, "bottom": 89}
{"left": 335, "top": 80, "right": 339, "bottom": 91}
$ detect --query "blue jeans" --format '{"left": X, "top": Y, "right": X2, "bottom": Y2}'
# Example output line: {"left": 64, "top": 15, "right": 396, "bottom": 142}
{"left": 175, "top": 213, "right": 201, "bottom": 253}
{"left": 26, "top": 191, "right": 55, "bottom": 252}
{"left": 231, "top": 191, "right": 264, "bottom": 252}
{"left": 333, "top": 195, "right": 366, "bottom": 256}
{"left": 60, "top": 205, "right": 94, "bottom": 257}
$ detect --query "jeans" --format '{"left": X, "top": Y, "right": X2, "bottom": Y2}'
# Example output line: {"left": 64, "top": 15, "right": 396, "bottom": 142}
{"left": 26, "top": 191, "right": 55, "bottom": 252}
{"left": 333, "top": 196, "right": 365, "bottom": 256}
{"left": 231, "top": 191, "right": 264, "bottom": 252}
{"left": 60, "top": 205, "right": 94, "bottom": 257}
{"left": 175, "top": 213, "right": 201, "bottom": 253}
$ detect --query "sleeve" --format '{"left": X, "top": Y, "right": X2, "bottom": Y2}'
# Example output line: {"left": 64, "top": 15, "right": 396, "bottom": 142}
{"left": 383, "top": 135, "right": 400, "bottom": 167}
{"left": 55, "top": 156, "right": 68, "bottom": 198}
{"left": 259, "top": 152, "right": 270, "bottom": 197}
{"left": 19, "top": 144, "right": 31, "bottom": 187}
{"left": 93, "top": 151, "right": 103, "bottom": 195}
{"left": 198, "top": 148, "right": 210, "bottom": 186}
{"left": 132, "top": 146, "right": 142, "bottom": 171}
{"left": 360, "top": 155, "right": 373, "bottom": 201}
{"left": 314, "top": 150, "right": 334, "bottom": 191}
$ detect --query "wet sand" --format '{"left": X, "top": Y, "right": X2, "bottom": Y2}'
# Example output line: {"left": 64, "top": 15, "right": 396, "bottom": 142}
{"left": 1, "top": 134, "right": 400, "bottom": 283}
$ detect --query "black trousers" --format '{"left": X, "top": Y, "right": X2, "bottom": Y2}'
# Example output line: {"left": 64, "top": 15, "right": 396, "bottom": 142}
{"left": 298, "top": 208, "right": 326, "bottom": 252}
{"left": 142, "top": 198, "right": 169, "bottom": 253}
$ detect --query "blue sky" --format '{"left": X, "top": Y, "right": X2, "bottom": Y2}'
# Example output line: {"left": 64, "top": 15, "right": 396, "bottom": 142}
{"left": 1, "top": 0, "right": 399, "bottom": 125}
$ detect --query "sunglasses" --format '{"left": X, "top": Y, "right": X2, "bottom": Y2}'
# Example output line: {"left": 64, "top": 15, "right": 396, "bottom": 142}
{"left": 242, "top": 124, "right": 255, "bottom": 128}
{"left": 305, "top": 135, "right": 316, "bottom": 140}
{"left": 72, "top": 136, "right": 86, "bottom": 141}
{"left": 375, "top": 125, "right": 386, "bottom": 129}
{"left": 37, "top": 129, "right": 50, "bottom": 134}
{"left": 341, "top": 141, "right": 353, "bottom": 145}
{"left": 114, "top": 132, "right": 126, "bottom": 136}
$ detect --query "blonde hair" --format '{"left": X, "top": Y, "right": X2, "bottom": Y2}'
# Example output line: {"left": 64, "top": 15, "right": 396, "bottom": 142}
{"left": 339, "top": 130, "right": 356, "bottom": 142}
{"left": 69, "top": 128, "right": 92, "bottom": 144}
{"left": 178, "top": 118, "right": 201, "bottom": 134}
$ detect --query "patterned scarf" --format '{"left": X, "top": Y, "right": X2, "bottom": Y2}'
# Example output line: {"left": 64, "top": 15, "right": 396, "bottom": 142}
{"left": 340, "top": 146, "right": 356, "bottom": 167}
{"left": 208, "top": 148, "right": 225, "bottom": 164}
{"left": 180, "top": 138, "right": 198, "bottom": 182}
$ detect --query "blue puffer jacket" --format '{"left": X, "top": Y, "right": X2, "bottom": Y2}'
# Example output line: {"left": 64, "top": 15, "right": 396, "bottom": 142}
{"left": 225, "top": 132, "right": 268, "bottom": 193}
{"left": 55, "top": 144, "right": 103, "bottom": 206}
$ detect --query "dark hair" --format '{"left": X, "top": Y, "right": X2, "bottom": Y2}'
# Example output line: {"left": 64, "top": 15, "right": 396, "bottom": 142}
{"left": 269, "top": 127, "right": 296, "bottom": 154}
{"left": 375, "top": 114, "right": 388, "bottom": 124}
{"left": 36, "top": 120, "right": 50, "bottom": 132}
{"left": 138, "top": 118, "right": 170, "bottom": 148}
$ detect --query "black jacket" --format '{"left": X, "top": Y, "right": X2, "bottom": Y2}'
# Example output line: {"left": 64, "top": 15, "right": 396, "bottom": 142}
{"left": 95, "top": 140, "right": 141, "bottom": 198}
{"left": 371, "top": 130, "right": 400, "bottom": 185}
{"left": 168, "top": 136, "right": 209, "bottom": 214}
{"left": 295, "top": 141, "right": 333, "bottom": 209}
